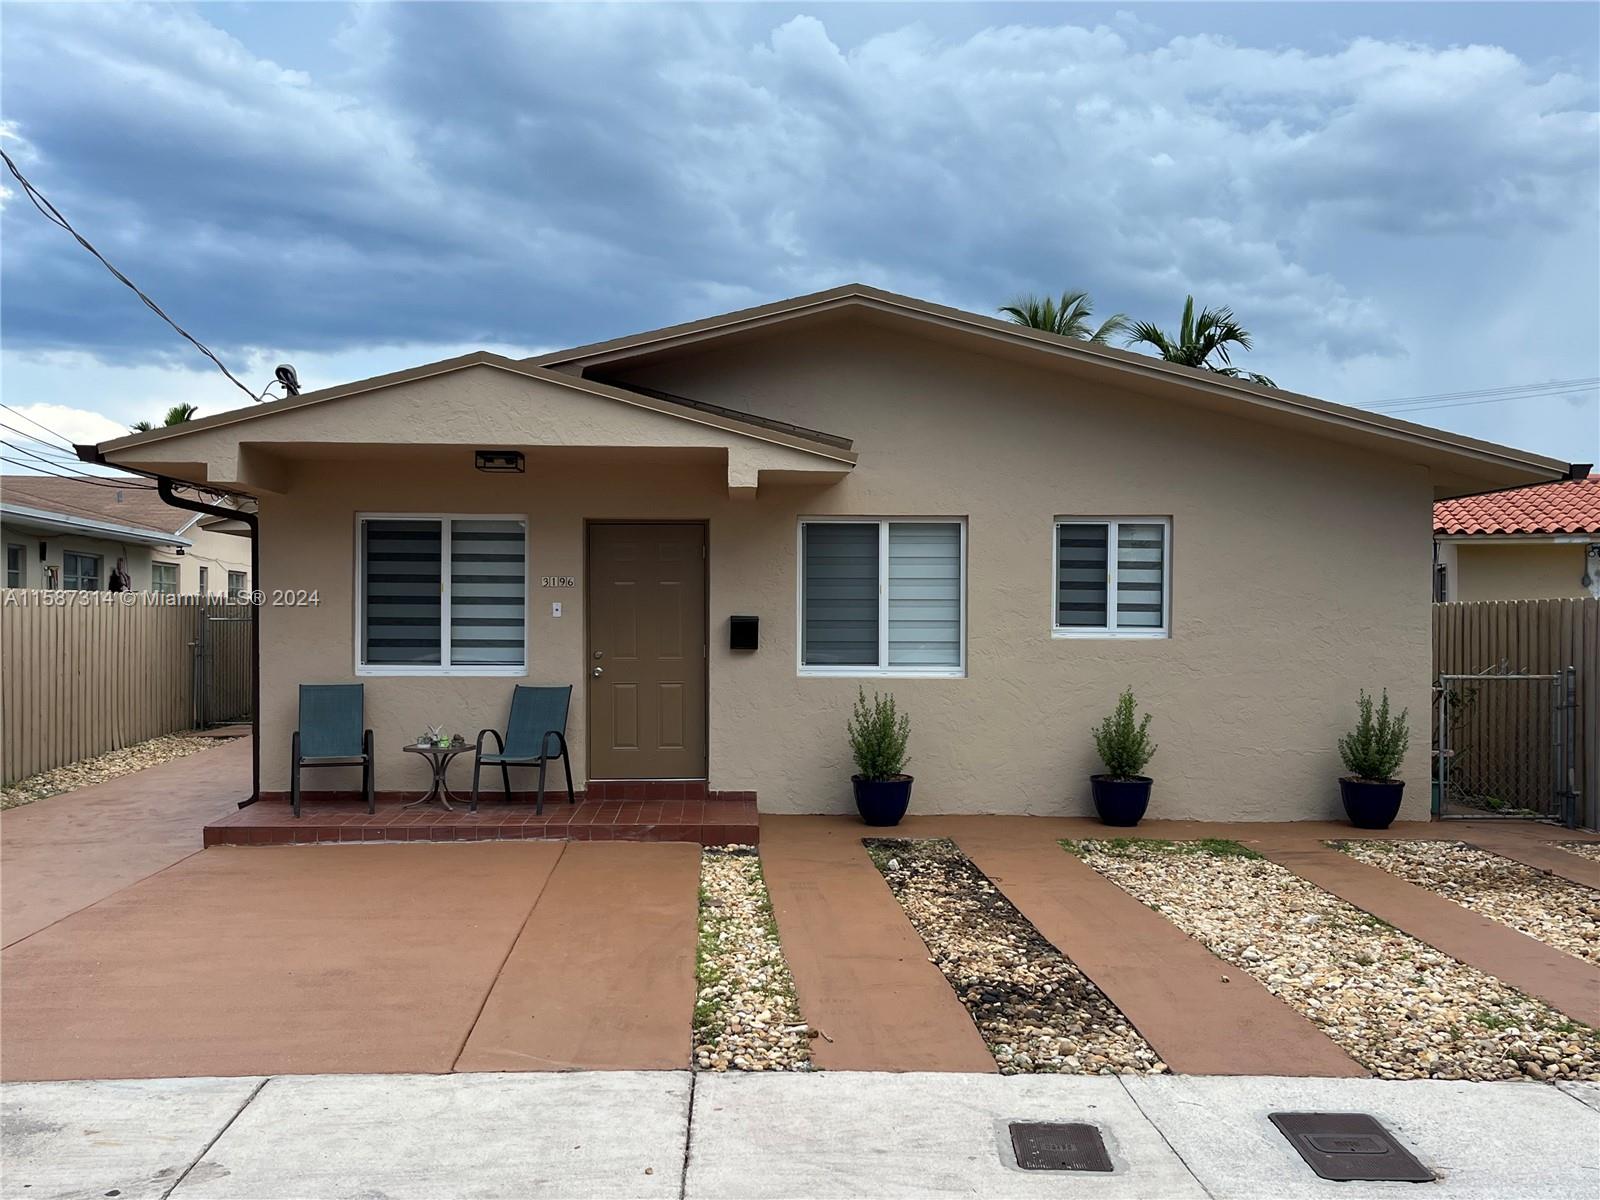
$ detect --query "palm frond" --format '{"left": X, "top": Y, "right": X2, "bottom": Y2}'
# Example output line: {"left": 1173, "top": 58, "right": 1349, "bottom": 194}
{"left": 1088, "top": 313, "right": 1131, "bottom": 345}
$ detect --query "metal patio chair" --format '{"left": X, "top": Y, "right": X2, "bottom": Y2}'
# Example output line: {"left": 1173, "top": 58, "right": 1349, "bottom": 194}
{"left": 290, "top": 683, "right": 375, "bottom": 818}
{"left": 472, "top": 684, "right": 576, "bottom": 814}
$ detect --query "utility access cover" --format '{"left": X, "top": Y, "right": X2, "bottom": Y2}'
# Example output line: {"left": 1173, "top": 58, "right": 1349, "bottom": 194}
{"left": 1270, "top": 1112, "right": 1434, "bottom": 1183}
{"left": 1009, "top": 1122, "right": 1113, "bottom": 1172}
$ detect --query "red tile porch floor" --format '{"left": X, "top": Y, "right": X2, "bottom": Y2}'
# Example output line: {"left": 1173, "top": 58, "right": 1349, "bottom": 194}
{"left": 203, "top": 796, "right": 759, "bottom": 847}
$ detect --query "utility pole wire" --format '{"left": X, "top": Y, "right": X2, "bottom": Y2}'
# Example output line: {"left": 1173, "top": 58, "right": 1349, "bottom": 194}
{"left": 0, "top": 401, "right": 80, "bottom": 448}
{"left": 1, "top": 148, "right": 260, "bottom": 404}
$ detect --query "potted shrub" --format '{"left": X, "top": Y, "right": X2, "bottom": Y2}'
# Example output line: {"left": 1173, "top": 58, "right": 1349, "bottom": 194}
{"left": 848, "top": 687, "right": 912, "bottom": 826}
{"left": 1338, "top": 690, "right": 1410, "bottom": 828}
{"left": 1090, "top": 688, "right": 1156, "bottom": 826}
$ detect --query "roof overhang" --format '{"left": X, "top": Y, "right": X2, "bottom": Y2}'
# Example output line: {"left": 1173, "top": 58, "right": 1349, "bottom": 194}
{"left": 0, "top": 503, "right": 192, "bottom": 548}
{"left": 533, "top": 284, "right": 1584, "bottom": 501}
{"left": 89, "top": 353, "right": 856, "bottom": 497}
{"left": 1435, "top": 532, "right": 1600, "bottom": 544}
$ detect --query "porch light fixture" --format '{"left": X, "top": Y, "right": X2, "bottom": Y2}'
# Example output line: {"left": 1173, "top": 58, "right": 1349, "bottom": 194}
{"left": 475, "top": 449, "right": 525, "bottom": 473}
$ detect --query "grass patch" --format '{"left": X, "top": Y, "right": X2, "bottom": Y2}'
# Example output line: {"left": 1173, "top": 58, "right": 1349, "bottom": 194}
{"left": 1062, "top": 837, "right": 1263, "bottom": 860}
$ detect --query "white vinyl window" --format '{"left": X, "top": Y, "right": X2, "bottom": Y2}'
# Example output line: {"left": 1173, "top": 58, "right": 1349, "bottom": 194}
{"left": 151, "top": 561, "right": 179, "bottom": 595}
{"left": 6, "top": 544, "right": 24, "bottom": 588}
{"left": 227, "top": 571, "right": 247, "bottom": 602}
{"left": 357, "top": 514, "right": 528, "bottom": 676}
{"left": 1053, "top": 518, "right": 1170, "bottom": 638}
{"left": 799, "top": 518, "right": 965, "bottom": 676}
{"left": 63, "top": 551, "right": 101, "bottom": 592}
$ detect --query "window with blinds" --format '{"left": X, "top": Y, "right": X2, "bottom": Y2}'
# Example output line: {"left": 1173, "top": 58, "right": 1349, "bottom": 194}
{"left": 1054, "top": 518, "right": 1170, "bottom": 637}
{"left": 800, "top": 519, "right": 964, "bottom": 674}
{"left": 360, "top": 516, "right": 526, "bottom": 672}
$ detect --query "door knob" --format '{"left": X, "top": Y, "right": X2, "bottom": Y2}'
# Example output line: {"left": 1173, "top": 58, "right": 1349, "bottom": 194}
{"left": 592, "top": 666, "right": 604, "bottom": 677}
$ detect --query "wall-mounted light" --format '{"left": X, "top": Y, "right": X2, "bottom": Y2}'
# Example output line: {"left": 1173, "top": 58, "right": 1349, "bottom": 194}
{"left": 475, "top": 449, "right": 525, "bottom": 473}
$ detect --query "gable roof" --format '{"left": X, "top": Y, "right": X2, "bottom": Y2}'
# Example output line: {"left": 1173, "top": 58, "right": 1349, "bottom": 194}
{"left": 1434, "top": 473, "right": 1600, "bottom": 537}
{"left": 92, "top": 352, "right": 855, "bottom": 465}
{"left": 531, "top": 283, "right": 1585, "bottom": 500}
{"left": 1, "top": 474, "right": 195, "bottom": 538}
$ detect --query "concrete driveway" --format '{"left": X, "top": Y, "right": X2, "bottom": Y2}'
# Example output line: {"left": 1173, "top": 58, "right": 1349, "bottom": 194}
{"left": 1, "top": 840, "right": 699, "bottom": 1081}
{"left": 1, "top": 737, "right": 251, "bottom": 947}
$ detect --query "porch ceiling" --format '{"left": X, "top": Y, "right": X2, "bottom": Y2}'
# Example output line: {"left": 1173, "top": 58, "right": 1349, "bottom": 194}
{"left": 89, "top": 355, "right": 855, "bottom": 497}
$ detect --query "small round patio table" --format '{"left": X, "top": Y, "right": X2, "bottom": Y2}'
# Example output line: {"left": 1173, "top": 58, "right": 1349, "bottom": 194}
{"left": 403, "top": 742, "right": 471, "bottom": 810}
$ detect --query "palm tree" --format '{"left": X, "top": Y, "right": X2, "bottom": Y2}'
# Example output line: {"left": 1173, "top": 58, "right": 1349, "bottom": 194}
{"left": 130, "top": 403, "right": 198, "bottom": 433}
{"left": 1124, "top": 296, "right": 1276, "bottom": 387}
{"left": 999, "top": 290, "right": 1130, "bottom": 345}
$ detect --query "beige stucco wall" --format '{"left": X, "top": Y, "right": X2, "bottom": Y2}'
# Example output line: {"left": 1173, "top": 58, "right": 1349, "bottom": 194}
{"left": 0, "top": 523, "right": 158, "bottom": 590}
{"left": 178, "top": 524, "right": 251, "bottom": 595}
{"left": 247, "top": 323, "right": 1433, "bottom": 821}
{"left": 1450, "top": 540, "right": 1592, "bottom": 602}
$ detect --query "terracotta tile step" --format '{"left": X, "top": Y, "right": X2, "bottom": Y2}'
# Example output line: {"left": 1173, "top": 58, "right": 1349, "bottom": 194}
{"left": 202, "top": 797, "right": 758, "bottom": 848}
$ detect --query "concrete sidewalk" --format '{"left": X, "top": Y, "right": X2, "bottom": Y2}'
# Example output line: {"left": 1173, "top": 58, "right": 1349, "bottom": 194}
{"left": 5, "top": 1072, "right": 1596, "bottom": 1200}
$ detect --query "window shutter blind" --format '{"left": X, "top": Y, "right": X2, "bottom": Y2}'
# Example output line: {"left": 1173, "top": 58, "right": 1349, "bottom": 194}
{"left": 1115, "top": 522, "right": 1165, "bottom": 628}
{"left": 803, "top": 522, "right": 879, "bottom": 665}
{"left": 887, "top": 522, "right": 961, "bottom": 666}
{"left": 450, "top": 519, "right": 526, "bottom": 665}
{"left": 364, "top": 519, "right": 442, "bottom": 664}
{"left": 1057, "top": 523, "right": 1108, "bottom": 627}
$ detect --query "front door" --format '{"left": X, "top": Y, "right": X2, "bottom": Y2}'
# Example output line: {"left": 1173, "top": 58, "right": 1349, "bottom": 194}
{"left": 586, "top": 523, "right": 708, "bottom": 779}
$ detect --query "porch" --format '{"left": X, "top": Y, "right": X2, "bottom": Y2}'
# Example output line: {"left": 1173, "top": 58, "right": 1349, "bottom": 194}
{"left": 203, "top": 791, "right": 760, "bottom": 847}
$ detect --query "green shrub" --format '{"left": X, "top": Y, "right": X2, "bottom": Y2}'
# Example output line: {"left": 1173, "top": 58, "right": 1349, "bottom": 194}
{"left": 847, "top": 687, "right": 911, "bottom": 781}
{"left": 1091, "top": 688, "right": 1156, "bottom": 779}
{"left": 1338, "top": 690, "right": 1410, "bottom": 781}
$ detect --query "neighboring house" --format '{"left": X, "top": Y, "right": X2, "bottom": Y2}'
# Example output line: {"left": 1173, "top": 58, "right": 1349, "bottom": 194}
{"left": 85, "top": 285, "right": 1586, "bottom": 821}
{"left": 0, "top": 474, "right": 251, "bottom": 595}
{"left": 1433, "top": 473, "right": 1600, "bottom": 602}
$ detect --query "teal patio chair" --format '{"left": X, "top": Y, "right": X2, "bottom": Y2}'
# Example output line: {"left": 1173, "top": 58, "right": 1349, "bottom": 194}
{"left": 290, "top": 683, "right": 375, "bottom": 818}
{"left": 471, "top": 685, "right": 575, "bottom": 814}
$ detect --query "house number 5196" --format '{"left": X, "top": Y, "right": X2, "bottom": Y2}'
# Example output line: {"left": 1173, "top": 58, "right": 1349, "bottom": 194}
{"left": 541, "top": 576, "right": 576, "bottom": 588}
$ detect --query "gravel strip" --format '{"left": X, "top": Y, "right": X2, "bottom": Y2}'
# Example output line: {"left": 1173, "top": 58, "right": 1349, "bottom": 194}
{"left": 1069, "top": 838, "right": 1598, "bottom": 1081}
{"left": 1, "top": 735, "right": 241, "bottom": 810}
{"left": 1337, "top": 840, "right": 1600, "bottom": 966}
{"left": 694, "top": 846, "right": 812, "bottom": 1072}
{"left": 867, "top": 838, "right": 1166, "bottom": 1076}
{"left": 1560, "top": 843, "right": 1600, "bottom": 863}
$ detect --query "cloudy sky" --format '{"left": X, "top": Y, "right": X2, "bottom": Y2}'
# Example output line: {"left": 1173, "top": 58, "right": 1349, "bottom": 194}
{"left": 2, "top": 2, "right": 1597, "bottom": 466}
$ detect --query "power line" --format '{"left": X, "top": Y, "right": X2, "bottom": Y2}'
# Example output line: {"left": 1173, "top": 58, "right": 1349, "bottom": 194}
{"left": 1367, "top": 377, "right": 1599, "bottom": 413}
{"left": 0, "top": 422, "right": 83, "bottom": 460}
{"left": 0, "top": 401, "right": 78, "bottom": 448}
{"left": 1, "top": 452, "right": 157, "bottom": 491}
{"left": 1, "top": 148, "right": 259, "bottom": 404}
{"left": 1369, "top": 376, "right": 1598, "bottom": 406}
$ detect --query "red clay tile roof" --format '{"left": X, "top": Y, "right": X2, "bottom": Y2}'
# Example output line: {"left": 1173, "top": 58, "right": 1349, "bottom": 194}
{"left": 1434, "top": 473, "right": 1600, "bottom": 536}
{"left": 0, "top": 474, "right": 191, "bottom": 536}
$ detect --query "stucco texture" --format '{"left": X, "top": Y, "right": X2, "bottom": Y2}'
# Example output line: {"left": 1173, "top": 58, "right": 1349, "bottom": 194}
{"left": 124, "top": 325, "right": 1435, "bottom": 821}
{"left": 1451, "top": 541, "right": 1591, "bottom": 602}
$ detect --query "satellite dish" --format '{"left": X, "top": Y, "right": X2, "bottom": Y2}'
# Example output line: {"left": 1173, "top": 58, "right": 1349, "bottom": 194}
{"left": 275, "top": 364, "right": 301, "bottom": 396}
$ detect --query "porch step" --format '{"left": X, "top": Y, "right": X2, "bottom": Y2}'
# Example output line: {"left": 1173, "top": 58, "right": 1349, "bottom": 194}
{"left": 203, "top": 797, "right": 758, "bottom": 848}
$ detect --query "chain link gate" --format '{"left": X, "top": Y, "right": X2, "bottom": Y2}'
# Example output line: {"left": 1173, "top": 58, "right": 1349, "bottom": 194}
{"left": 1434, "top": 667, "right": 1579, "bottom": 826}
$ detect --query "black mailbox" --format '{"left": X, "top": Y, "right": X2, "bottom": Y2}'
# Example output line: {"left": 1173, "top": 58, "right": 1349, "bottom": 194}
{"left": 729, "top": 615, "right": 759, "bottom": 652}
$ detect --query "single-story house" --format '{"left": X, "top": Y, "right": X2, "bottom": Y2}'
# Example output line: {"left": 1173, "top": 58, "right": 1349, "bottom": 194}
{"left": 1433, "top": 473, "right": 1600, "bottom": 602}
{"left": 1, "top": 474, "right": 252, "bottom": 596}
{"left": 83, "top": 285, "right": 1587, "bottom": 821}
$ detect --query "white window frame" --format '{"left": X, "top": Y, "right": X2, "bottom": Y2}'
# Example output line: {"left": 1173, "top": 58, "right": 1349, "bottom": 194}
{"left": 227, "top": 570, "right": 248, "bottom": 603}
{"left": 355, "top": 512, "right": 530, "bottom": 678}
{"left": 1051, "top": 517, "right": 1171, "bottom": 639}
{"left": 63, "top": 550, "right": 102, "bottom": 592}
{"left": 151, "top": 560, "right": 179, "bottom": 596}
{"left": 796, "top": 516, "right": 967, "bottom": 679}
{"left": 6, "top": 543, "right": 24, "bottom": 588}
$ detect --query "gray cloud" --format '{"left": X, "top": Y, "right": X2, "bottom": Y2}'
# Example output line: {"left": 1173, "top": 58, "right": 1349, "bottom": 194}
{"left": 1, "top": 2, "right": 1595, "bottom": 394}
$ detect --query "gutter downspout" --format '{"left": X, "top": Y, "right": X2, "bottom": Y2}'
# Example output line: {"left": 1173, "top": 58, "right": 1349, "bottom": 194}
{"left": 73, "top": 446, "right": 261, "bottom": 808}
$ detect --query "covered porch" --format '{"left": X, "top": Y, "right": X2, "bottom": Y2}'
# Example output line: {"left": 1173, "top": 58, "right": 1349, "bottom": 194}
{"left": 92, "top": 353, "right": 857, "bottom": 812}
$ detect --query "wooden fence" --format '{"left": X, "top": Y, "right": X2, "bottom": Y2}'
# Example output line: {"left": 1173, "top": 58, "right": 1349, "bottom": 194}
{"left": 1432, "top": 598, "right": 1598, "bottom": 828}
{"left": 1, "top": 590, "right": 252, "bottom": 785}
